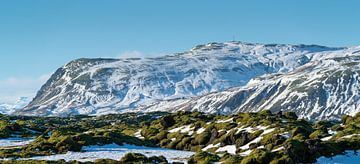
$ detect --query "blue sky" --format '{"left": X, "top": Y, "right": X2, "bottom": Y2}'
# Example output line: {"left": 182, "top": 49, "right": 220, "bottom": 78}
{"left": 1, "top": 0, "right": 360, "bottom": 103}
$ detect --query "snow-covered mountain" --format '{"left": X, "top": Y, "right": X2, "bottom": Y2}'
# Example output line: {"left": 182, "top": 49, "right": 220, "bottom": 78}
{"left": 142, "top": 46, "right": 360, "bottom": 120}
{"left": 0, "top": 97, "right": 30, "bottom": 115}
{"left": 19, "top": 41, "right": 338, "bottom": 116}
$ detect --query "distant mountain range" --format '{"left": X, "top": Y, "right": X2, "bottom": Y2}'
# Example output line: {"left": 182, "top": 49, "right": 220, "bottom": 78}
{"left": 15, "top": 41, "right": 360, "bottom": 120}
{"left": 0, "top": 97, "right": 30, "bottom": 115}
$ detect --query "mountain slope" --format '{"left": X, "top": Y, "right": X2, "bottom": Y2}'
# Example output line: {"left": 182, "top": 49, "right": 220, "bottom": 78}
{"left": 0, "top": 97, "right": 30, "bottom": 115}
{"left": 149, "top": 46, "right": 360, "bottom": 120}
{"left": 19, "top": 42, "right": 337, "bottom": 116}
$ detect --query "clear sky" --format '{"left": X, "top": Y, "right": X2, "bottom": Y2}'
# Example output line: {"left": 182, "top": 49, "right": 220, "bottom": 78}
{"left": 1, "top": 0, "right": 360, "bottom": 103}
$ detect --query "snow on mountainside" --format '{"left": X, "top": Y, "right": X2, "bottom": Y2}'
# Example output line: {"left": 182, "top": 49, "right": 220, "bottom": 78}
{"left": 19, "top": 41, "right": 338, "bottom": 116}
{"left": 0, "top": 97, "right": 30, "bottom": 115}
{"left": 145, "top": 46, "right": 360, "bottom": 120}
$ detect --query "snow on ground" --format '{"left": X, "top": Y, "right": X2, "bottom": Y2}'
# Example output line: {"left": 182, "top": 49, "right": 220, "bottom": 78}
{"left": 239, "top": 128, "right": 275, "bottom": 150}
{"left": 216, "top": 118, "right": 233, "bottom": 123}
{"left": 202, "top": 143, "right": 221, "bottom": 151}
{"left": 188, "top": 130, "right": 194, "bottom": 135}
{"left": 215, "top": 145, "right": 236, "bottom": 154}
{"left": 236, "top": 125, "right": 270, "bottom": 134}
{"left": 168, "top": 126, "right": 183, "bottom": 133}
{"left": 18, "top": 144, "right": 194, "bottom": 163}
{"left": 239, "top": 136, "right": 262, "bottom": 150}
{"left": 279, "top": 132, "right": 291, "bottom": 139}
{"left": 321, "top": 136, "right": 333, "bottom": 141}
{"left": 0, "top": 137, "right": 34, "bottom": 148}
{"left": 341, "top": 134, "right": 360, "bottom": 139}
{"left": 168, "top": 125, "right": 194, "bottom": 134}
{"left": 328, "top": 129, "right": 337, "bottom": 135}
{"left": 236, "top": 126, "right": 256, "bottom": 134}
{"left": 316, "top": 150, "right": 360, "bottom": 164}
{"left": 134, "top": 130, "right": 144, "bottom": 139}
{"left": 262, "top": 128, "right": 275, "bottom": 135}
{"left": 320, "top": 129, "right": 338, "bottom": 141}
{"left": 257, "top": 145, "right": 265, "bottom": 149}
{"left": 239, "top": 149, "right": 253, "bottom": 156}
{"left": 271, "top": 146, "right": 284, "bottom": 152}
{"left": 196, "top": 127, "right": 205, "bottom": 134}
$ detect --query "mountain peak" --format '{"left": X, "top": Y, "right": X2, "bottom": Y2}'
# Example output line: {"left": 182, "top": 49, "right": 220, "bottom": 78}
{"left": 16, "top": 41, "right": 359, "bottom": 120}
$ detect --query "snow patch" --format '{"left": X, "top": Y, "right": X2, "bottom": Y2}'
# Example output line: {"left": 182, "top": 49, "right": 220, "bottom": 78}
{"left": 0, "top": 137, "right": 34, "bottom": 148}
{"left": 216, "top": 145, "right": 236, "bottom": 154}
{"left": 16, "top": 144, "right": 194, "bottom": 163}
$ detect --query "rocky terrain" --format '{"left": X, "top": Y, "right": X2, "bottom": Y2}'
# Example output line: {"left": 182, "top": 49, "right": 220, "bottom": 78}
{"left": 1, "top": 111, "right": 360, "bottom": 163}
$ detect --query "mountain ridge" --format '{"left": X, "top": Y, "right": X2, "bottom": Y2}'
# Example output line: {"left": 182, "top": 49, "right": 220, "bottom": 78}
{"left": 141, "top": 46, "right": 360, "bottom": 120}
{"left": 17, "top": 41, "right": 346, "bottom": 119}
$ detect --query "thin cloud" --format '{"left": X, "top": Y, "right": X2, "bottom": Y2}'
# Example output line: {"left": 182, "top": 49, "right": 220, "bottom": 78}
{"left": 0, "top": 74, "right": 51, "bottom": 104}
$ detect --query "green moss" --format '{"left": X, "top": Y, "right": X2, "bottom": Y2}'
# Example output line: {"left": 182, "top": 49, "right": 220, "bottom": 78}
{"left": 119, "top": 152, "right": 167, "bottom": 164}
{"left": 141, "top": 127, "right": 159, "bottom": 139}
{"left": 194, "top": 130, "right": 212, "bottom": 145}
{"left": 269, "top": 155, "right": 294, "bottom": 164}
{"left": 260, "top": 132, "right": 286, "bottom": 146}
{"left": 240, "top": 149, "right": 272, "bottom": 164}
{"left": 220, "top": 153, "right": 243, "bottom": 164}
{"left": 93, "top": 158, "right": 119, "bottom": 164}
{"left": 283, "top": 112, "right": 298, "bottom": 120}
{"left": 309, "top": 129, "right": 328, "bottom": 139}
{"left": 188, "top": 151, "right": 220, "bottom": 164}
{"left": 249, "top": 130, "right": 263, "bottom": 141}
{"left": 159, "top": 115, "right": 176, "bottom": 128}
{"left": 283, "top": 139, "right": 317, "bottom": 163}
{"left": 176, "top": 137, "right": 192, "bottom": 150}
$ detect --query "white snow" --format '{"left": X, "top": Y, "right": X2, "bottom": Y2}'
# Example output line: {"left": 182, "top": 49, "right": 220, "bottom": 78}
{"left": 168, "top": 126, "right": 183, "bottom": 133}
{"left": 239, "top": 149, "right": 253, "bottom": 156}
{"left": 0, "top": 137, "right": 34, "bottom": 148}
{"left": 22, "top": 41, "right": 341, "bottom": 117}
{"left": 168, "top": 125, "right": 194, "bottom": 134}
{"left": 216, "top": 145, "right": 236, "bottom": 154}
{"left": 257, "top": 145, "right": 265, "bottom": 149}
{"left": 328, "top": 129, "right": 337, "bottom": 135}
{"left": 320, "top": 129, "right": 338, "bottom": 141}
{"left": 202, "top": 143, "right": 221, "bottom": 151}
{"left": 137, "top": 46, "right": 360, "bottom": 121}
{"left": 341, "top": 134, "right": 360, "bottom": 139}
{"left": 188, "top": 130, "right": 194, "bottom": 135}
{"left": 236, "top": 125, "right": 269, "bottom": 134}
{"left": 196, "top": 127, "right": 206, "bottom": 134}
{"left": 17, "top": 144, "right": 194, "bottom": 163}
{"left": 262, "top": 128, "right": 275, "bottom": 135}
{"left": 239, "top": 128, "right": 275, "bottom": 150}
{"left": 134, "top": 130, "right": 144, "bottom": 139}
{"left": 320, "top": 136, "right": 333, "bottom": 141}
{"left": 0, "top": 97, "right": 30, "bottom": 115}
{"left": 271, "top": 146, "right": 284, "bottom": 152}
{"left": 216, "top": 118, "right": 233, "bottom": 123}
{"left": 279, "top": 132, "right": 291, "bottom": 139}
